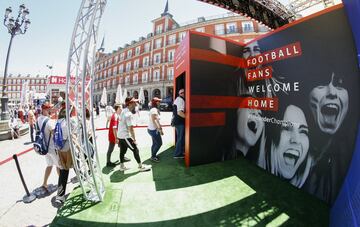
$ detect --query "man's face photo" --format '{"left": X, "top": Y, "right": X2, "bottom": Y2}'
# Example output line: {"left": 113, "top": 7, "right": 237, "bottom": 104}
{"left": 309, "top": 73, "right": 349, "bottom": 135}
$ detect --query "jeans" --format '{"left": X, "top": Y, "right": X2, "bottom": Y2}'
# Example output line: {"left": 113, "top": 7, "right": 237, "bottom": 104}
{"left": 174, "top": 124, "right": 185, "bottom": 157}
{"left": 147, "top": 129, "right": 162, "bottom": 158}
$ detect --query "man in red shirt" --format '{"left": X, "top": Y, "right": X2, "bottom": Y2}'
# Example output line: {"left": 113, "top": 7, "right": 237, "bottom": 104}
{"left": 106, "top": 104, "right": 129, "bottom": 167}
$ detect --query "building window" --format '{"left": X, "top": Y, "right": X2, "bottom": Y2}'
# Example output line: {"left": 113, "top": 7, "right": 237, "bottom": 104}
{"left": 215, "top": 24, "right": 225, "bottom": 35}
{"left": 104, "top": 70, "right": 107, "bottom": 77}
{"left": 119, "top": 64, "right": 124, "bottom": 73}
{"left": 142, "top": 71, "right": 148, "bottom": 83}
{"left": 125, "top": 76, "right": 130, "bottom": 85}
{"left": 114, "top": 55, "right": 118, "bottom": 63}
{"left": 127, "top": 50, "right": 132, "bottom": 58}
{"left": 135, "top": 46, "right": 141, "bottom": 55}
{"left": 167, "top": 67, "right": 174, "bottom": 80}
{"left": 155, "top": 38, "right": 162, "bottom": 49}
{"left": 133, "top": 73, "right": 138, "bottom": 84}
{"left": 226, "top": 22, "right": 237, "bottom": 34}
{"left": 195, "top": 27, "right": 205, "bottom": 33}
{"left": 168, "top": 34, "right": 176, "bottom": 45}
{"left": 113, "top": 67, "right": 118, "bottom": 75}
{"left": 108, "top": 58, "right": 112, "bottom": 65}
{"left": 143, "top": 56, "right": 149, "bottom": 67}
{"left": 134, "top": 59, "right": 139, "bottom": 70}
{"left": 242, "top": 21, "right": 254, "bottom": 33}
{"left": 153, "top": 70, "right": 160, "bottom": 81}
{"left": 168, "top": 49, "right": 175, "bottom": 62}
{"left": 108, "top": 69, "right": 112, "bottom": 77}
{"left": 156, "top": 24, "right": 163, "bottom": 35}
{"left": 126, "top": 62, "right": 131, "bottom": 72}
{"left": 154, "top": 53, "right": 161, "bottom": 64}
{"left": 120, "top": 53, "right": 125, "bottom": 61}
{"left": 112, "top": 79, "right": 116, "bottom": 87}
{"left": 144, "top": 42, "right": 150, "bottom": 52}
{"left": 179, "top": 32, "right": 187, "bottom": 42}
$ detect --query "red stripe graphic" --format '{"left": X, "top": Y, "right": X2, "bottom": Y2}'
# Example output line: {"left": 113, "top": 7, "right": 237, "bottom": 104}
{"left": 191, "top": 112, "right": 226, "bottom": 127}
{"left": 190, "top": 48, "right": 246, "bottom": 68}
{"left": 191, "top": 95, "right": 278, "bottom": 111}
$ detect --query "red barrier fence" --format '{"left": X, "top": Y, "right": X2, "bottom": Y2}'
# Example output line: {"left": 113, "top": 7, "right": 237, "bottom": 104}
{"left": 0, "top": 125, "right": 172, "bottom": 166}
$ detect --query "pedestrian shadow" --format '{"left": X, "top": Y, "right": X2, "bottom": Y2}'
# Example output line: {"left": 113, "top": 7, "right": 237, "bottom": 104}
{"left": 109, "top": 170, "right": 139, "bottom": 183}
{"left": 102, "top": 166, "right": 116, "bottom": 175}
{"left": 24, "top": 141, "right": 33, "bottom": 145}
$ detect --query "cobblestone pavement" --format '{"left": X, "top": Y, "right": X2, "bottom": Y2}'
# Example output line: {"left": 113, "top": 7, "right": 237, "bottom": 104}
{"left": 0, "top": 110, "right": 174, "bottom": 227}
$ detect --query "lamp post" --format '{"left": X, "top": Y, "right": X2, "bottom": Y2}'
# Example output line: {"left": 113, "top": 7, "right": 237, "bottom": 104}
{"left": 1, "top": 4, "right": 30, "bottom": 120}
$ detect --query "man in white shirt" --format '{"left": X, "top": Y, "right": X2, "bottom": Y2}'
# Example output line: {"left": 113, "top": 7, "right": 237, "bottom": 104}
{"left": 36, "top": 102, "right": 60, "bottom": 191}
{"left": 117, "top": 97, "right": 151, "bottom": 172}
{"left": 173, "top": 89, "right": 185, "bottom": 158}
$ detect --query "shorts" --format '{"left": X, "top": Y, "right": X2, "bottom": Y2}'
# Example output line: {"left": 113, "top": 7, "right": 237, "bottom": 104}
{"left": 45, "top": 151, "right": 60, "bottom": 167}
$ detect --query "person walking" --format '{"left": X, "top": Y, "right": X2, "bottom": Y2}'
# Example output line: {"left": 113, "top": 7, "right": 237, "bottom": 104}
{"left": 28, "top": 105, "right": 36, "bottom": 142}
{"left": 173, "top": 89, "right": 185, "bottom": 158}
{"left": 106, "top": 104, "right": 130, "bottom": 167}
{"left": 147, "top": 97, "right": 163, "bottom": 162}
{"left": 117, "top": 97, "right": 151, "bottom": 171}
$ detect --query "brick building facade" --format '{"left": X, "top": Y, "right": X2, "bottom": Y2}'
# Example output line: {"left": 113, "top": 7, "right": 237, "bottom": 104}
{"left": 93, "top": 3, "right": 270, "bottom": 107}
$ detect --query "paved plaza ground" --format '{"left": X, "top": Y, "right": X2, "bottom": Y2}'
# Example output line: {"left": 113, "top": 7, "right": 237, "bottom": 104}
{"left": 0, "top": 109, "right": 329, "bottom": 227}
{"left": 0, "top": 110, "right": 174, "bottom": 227}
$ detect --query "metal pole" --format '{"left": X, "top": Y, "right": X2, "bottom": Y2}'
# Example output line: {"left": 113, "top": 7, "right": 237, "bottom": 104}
{"left": 1, "top": 35, "right": 14, "bottom": 120}
{"left": 12, "top": 154, "right": 36, "bottom": 203}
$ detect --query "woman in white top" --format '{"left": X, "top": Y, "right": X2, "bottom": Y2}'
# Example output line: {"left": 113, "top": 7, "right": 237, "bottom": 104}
{"left": 147, "top": 97, "right": 163, "bottom": 162}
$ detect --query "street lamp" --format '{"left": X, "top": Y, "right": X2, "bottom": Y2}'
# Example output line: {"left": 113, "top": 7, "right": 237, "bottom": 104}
{"left": 1, "top": 4, "right": 30, "bottom": 120}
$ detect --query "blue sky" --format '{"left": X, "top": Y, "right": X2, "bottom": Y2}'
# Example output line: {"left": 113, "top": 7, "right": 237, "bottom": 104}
{"left": 0, "top": 0, "right": 232, "bottom": 77}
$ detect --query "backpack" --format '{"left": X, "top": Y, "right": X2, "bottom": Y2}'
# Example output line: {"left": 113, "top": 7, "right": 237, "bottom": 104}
{"left": 33, "top": 118, "right": 51, "bottom": 155}
{"left": 53, "top": 119, "right": 65, "bottom": 151}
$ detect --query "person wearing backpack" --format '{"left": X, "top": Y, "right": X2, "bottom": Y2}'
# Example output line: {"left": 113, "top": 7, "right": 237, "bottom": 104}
{"left": 36, "top": 102, "right": 59, "bottom": 191}
{"left": 54, "top": 107, "right": 72, "bottom": 204}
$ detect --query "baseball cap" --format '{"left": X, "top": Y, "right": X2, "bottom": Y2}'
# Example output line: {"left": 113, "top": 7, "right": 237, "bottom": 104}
{"left": 125, "top": 96, "right": 139, "bottom": 106}
{"left": 152, "top": 97, "right": 162, "bottom": 102}
{"left": 41, "top": 102, "right": 54, "bottom": 110}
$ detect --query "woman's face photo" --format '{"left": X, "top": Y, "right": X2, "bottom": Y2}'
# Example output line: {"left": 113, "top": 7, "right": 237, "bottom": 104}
{"left": 236, "top": 108, "right": 264, "bottom": 147}
{"left": 309, "top": 73, "right": 349, "bottom": 135}
{"left": 276, "top": 105, "right": 309, "bottom": 180}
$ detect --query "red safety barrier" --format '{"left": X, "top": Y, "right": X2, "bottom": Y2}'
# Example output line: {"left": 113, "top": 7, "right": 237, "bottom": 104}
{"left": 0, "top": 147, "right": 34, "bottom": 166}
{"left": 0, "top": 125, "right": 173, "bottom": 166}
{"left": 95, "top": 124, "right": 172, "bottom": 131}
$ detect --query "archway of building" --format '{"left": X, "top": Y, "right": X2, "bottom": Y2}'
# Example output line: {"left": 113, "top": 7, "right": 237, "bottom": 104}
{"left": 112, "top": 93, "right": 116, "bottom": 105}
{"left": 133, "top": 90, "right": 139, "bottom": 99}
{"left": 152, "top": 89, "right": 161, "bottom": 99}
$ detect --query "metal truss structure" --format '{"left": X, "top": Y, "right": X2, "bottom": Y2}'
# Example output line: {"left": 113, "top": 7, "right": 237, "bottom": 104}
{"left": 286, "top": 0, "right": 335, "bottom": 14}
{"left": 198, "top": 0, "right": 296, "bottom": 29}
{"left": 65, "top": 0, "right": 107, "bottom": 202}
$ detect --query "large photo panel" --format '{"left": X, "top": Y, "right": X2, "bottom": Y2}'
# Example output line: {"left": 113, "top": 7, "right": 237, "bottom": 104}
{"left": 234, "top": 6, "right": 360, "bottom": 204}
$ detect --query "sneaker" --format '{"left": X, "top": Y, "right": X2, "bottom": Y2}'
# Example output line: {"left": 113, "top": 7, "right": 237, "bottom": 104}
{"left": 150, "top": 157, "right": 160, "bottom": 162}
{"left": 55, "top": 195, "right": 65, "bottom": 204}
{"left": 173, "top": 155, "right": 185, "bottom": 159}
{"left": 138, "top": 164, "right": 151, "bottom": 172}
{"left": 124, "top": 157, "right": 131, "bottom": 162}
{"left": 106, "top": 162, "right": 117, "bottom": 167}
{"left": 119, "top": 165, "right": 129, "bottom": 171}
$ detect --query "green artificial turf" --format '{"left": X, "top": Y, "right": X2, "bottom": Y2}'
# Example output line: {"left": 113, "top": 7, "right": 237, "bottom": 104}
{"left": 51, "top": 145, "right": 329, "bottom": 227}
